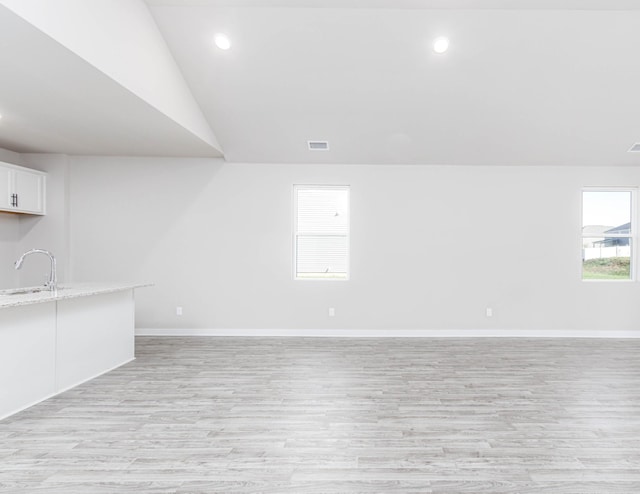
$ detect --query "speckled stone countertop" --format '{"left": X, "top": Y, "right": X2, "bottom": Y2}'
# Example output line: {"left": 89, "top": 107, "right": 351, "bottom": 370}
{"left": 0, "top": 282, "right": 152, "bottom": 309}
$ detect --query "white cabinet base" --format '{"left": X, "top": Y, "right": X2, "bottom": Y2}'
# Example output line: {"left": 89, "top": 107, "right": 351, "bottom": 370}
{"left": 56, "top": 290, "right": 134, "bottom": 391}
{"left": 0, "top": 289, "right": 136, "bottom": 420}
{"left": 0, "top": 303, "right": 56, "bottom": 419}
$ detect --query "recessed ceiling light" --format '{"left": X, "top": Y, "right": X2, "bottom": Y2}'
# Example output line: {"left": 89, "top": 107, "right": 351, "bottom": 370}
{"left": 433, "top": 37, "right": 450, "bottom": 54}
{"left": 214, "top": 33, "right": 231, "bottom": 50}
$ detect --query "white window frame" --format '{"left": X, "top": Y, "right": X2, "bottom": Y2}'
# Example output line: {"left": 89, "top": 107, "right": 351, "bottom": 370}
{"left": 581, "top": 186, "right": 637, "bottom": 282}
{"left": 293, "top": 184, "right": 350, "bottom": 281}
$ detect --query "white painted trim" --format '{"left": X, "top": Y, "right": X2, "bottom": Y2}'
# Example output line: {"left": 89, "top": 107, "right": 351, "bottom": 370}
{"left": 580, "top": 186, "right": 638, "bottom": 282}
{"left": 136, "top": 328, "right": 640, "bottom": 338}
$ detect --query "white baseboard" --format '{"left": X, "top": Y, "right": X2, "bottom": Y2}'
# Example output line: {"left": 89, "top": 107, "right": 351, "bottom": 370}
{"left": 136, "top": 328, "right": 640, "bottom": 338}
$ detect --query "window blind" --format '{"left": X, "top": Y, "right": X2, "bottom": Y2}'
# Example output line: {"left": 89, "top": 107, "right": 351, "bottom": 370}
{"left": 294, "top": 186, "right": 349, "bottom": 279}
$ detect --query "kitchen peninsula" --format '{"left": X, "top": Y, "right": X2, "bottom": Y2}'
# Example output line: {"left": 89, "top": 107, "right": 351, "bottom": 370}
{"left": 0, "top": 283, "right": 149, "bottom": 419}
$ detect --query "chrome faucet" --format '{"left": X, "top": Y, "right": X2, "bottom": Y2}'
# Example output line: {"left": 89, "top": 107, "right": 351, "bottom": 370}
{"left": 14, "top": 249, "right": 57, "bottom": 291}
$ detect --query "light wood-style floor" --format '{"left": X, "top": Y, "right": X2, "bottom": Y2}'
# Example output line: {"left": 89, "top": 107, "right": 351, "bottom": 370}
{"left": 2, "top": 337, "right": 640, "bottom": 493}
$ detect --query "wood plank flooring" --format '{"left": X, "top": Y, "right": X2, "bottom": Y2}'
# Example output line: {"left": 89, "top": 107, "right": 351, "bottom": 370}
{"left": 2, "top": 336, "right": 640, "bottom": 493}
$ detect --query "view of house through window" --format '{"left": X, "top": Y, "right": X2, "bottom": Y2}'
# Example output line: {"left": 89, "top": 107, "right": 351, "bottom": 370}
{"left": 294, "top": 185, "right": 349, "bottom": 280}
{"left": 582, "top": 189, "right": 634, "bottom": 280}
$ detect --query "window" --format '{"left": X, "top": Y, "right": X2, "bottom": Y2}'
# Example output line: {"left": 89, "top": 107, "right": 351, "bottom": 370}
{"left": 582, "top": 188, "right": 635, "bottom": 281}
{"left": 294, "top": 185, "right": 349, "bottom": 280}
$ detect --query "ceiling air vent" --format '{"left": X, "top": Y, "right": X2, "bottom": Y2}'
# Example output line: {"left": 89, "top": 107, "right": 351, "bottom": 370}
{"left": 308, "top": 140, "right": 329, "bottom": 151}
{"left": 629, "top": 143, "right": 640, "bottom": 153}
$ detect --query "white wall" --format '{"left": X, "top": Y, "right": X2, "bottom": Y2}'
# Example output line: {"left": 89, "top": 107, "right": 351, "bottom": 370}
{"left": 0, "top": 150, "right": 70, "bottom": 289}
{"left": 0, "top": 213, "right": 19, "bottom": 289}
{"left": 0, "top": 148, "right": 23, "bottom": 288}
{"left": 0, "top": 0, "right": 220, "bottom": 152}
{"left": 68, "top": 156, "right": 640, "bottom": 332}
{"left": 16, "top": 154, "right": 70, "bottom": 287}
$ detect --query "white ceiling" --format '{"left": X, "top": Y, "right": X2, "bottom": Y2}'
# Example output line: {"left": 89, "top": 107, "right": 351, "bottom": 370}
{"left": 148, "top": 4, "right": 640, "bottom": 164}
{"left": 146, "top": 0, "right": 640, "bottom": 10}
{"left": 2, "top": 1, "right": 640, "bottom": 164}
{"left": 0, "top": 4, "right": 222, "bottom": 157}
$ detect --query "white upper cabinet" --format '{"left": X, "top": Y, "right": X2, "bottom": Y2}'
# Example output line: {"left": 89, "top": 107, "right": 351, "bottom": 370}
{"left": 14, "top": 168, "right": 45, "bottom": 214}
{"left": 0, "top": 167, "right": 11, "bottom": 210}
{"left": 0, "top": 162, "right": 46, "bottom": 215}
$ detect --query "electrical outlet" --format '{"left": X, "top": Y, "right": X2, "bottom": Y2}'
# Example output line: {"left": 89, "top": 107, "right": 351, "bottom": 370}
{"left": 486, "top": 307, "right": 493, "bottom": 317}
{"left": 176, "top": 306, "right": 183, "bottom": 316}
{"left": 328, "top": 307, "right": 335, "bottom": 317}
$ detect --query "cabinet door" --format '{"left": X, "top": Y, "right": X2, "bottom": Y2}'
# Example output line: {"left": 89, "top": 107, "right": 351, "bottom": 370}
{"left": 0, "top": 167, "right": 12, "bottom": 210}
{"left": 14, "top": 169, "right": 45, "bottom": 214}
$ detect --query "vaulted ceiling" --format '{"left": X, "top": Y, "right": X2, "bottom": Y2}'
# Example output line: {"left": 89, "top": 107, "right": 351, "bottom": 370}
{"left": 1, "top": 0, "right": 640, "bottom": 165}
